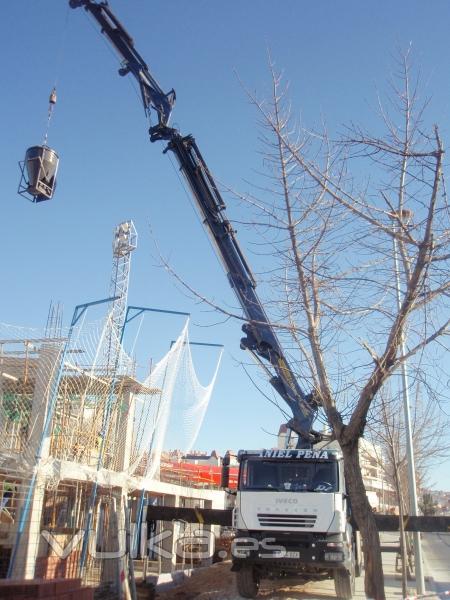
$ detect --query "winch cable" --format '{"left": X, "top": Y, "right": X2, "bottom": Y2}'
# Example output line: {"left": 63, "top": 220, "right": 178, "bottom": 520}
{"left": 42, "top": 5, "right": 70, "bottom": 146}
{"left": 42, "top": 88, "right": 57, "bottom": 147}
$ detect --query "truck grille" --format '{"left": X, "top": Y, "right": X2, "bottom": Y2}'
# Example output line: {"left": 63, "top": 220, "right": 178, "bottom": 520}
{"left": 257, "top": 513, "right": 317, "bottom": 528}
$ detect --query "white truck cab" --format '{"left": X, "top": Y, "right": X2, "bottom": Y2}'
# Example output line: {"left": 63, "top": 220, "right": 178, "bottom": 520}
{"left": 230, "top": 448, "right": 361, "bottom": 599}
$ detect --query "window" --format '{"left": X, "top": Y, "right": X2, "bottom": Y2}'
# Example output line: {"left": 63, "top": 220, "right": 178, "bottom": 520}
{"left": 239, "top": 460, "right": 338, "bottom": 492}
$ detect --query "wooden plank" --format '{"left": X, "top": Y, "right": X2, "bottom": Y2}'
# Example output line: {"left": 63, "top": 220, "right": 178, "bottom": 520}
{"left": 373, "top": 514, "right": 450, "bottom": 533}
{"left": 146, "top": 506, "right": 233, "bottom": 527}
{"left": 380, "top": 545, "right": 401, "bottom": 553}
{"left": 146, "top": 507, "right": 450, "bottom": 532}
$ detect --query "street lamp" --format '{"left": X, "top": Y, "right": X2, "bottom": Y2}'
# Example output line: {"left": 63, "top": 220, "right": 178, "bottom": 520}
{"left": 391, "top": 209, "right": 425, "bottom": 595}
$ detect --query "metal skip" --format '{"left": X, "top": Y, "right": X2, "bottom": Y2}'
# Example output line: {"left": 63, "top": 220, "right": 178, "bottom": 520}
{"left": 19, "top": 145, "right": 59, "bottom": 202}
{"left": 18, "top": 88, "right": 59, "bottom": 203}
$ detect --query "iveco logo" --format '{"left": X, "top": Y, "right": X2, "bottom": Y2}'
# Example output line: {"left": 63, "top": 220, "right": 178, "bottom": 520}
{"left": 275, "top": 498, "right": 298, "bottom": 504}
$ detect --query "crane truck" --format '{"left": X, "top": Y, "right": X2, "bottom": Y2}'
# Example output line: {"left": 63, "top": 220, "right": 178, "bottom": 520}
{"left": 69, "top": 2, "right": 362, "bottom": 597}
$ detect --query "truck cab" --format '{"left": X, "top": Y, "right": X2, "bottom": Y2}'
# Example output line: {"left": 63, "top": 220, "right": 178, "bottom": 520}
{"left": 231, "top": 448, "right": 360, "bottom": 599}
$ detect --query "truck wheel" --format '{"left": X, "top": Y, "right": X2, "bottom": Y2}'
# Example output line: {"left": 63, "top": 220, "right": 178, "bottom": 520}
{"left": 236, "top": 565, "right": 260, "bottom": 598}
{"left": 334, "top": 563, "right": 355, "bottom": 600}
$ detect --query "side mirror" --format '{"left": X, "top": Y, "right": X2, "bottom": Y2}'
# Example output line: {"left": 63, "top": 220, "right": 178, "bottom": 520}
{"left": 220, "top": 452, "right": 230, "bottom": 488}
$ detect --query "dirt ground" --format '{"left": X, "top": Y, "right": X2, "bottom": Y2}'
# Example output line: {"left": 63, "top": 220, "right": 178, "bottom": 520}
{"left": 154, "top": 562, "right": 236, "bottom": 600}
{"left": 151, "top": 561, "right": 338, "bottom": 600}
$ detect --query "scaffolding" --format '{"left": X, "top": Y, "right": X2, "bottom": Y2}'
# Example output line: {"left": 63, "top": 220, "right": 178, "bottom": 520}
{"left": 0, "top": 309, "right": 223, "bottom": 595}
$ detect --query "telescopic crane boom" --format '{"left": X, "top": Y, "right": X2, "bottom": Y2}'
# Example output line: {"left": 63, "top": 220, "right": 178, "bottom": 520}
{"left": 70, "top": 0, "right": 322, "bottom": 447}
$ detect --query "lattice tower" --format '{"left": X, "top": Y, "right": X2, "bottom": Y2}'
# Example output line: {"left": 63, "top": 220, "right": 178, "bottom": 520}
{"left": 104, "top": 221, "right": 137, "bottom": 373}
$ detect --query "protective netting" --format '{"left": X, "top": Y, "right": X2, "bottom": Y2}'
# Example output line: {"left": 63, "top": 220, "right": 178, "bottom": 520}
{"left": 48, "top": 311, "right": 135, "bottom": 474}
{"left": 0, "top": 313, "right": 219, "bottom": 487}
{"left": 128, "top": 323, "right": 222, "bottom": 481}
{"left": 0, "top": 324, "right": 66, "bottom": 474}
{"left": 0, "top": 312, "right": 221, "bottom": 556}
{"left": 161, "top": 331, "right": 222, "bottom": 457}
{"left": 0, "top": 309, "right": 221, "bottom": 581}
{"left": 0, "top": 323, "right": 67, "bottom": 577}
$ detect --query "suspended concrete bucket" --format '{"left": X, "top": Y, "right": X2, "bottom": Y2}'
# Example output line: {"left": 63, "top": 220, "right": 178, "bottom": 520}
{"left": 18, "top": 145, "right": 59, "bottom": 203}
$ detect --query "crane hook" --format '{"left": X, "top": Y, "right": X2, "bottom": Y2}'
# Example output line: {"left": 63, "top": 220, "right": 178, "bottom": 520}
{"left": 49, "top": 87, "right": 57, "bottom": 105}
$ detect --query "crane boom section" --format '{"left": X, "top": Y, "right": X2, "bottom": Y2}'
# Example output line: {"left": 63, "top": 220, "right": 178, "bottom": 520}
{"left": 166, "top": 134, "right": 318, "bottom": 437}
{"left": 69, "top": 0, "right": 321, "bottom": 446}
{"left": 69, "top": 0, "right": 175, "bottom": 127}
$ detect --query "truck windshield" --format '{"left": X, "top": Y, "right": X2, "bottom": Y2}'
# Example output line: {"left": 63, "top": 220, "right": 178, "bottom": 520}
{"left": 239, "top": 460, "right": 338, "bottom": 492}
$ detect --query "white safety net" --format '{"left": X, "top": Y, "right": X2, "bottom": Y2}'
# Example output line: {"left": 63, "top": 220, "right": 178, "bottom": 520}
{"left": 0, "top": 312, "right": 222, "bottom": 580}
{"left": 128, "top": 322, "right": 222, "bottom": 481}
{"left": 0, "top": 313, "right": 221, "bottom": 491}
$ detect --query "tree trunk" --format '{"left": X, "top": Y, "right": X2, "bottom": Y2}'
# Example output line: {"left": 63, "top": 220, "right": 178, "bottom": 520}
{"left": 341, "top": 442, "right": 386, "bottom": 600}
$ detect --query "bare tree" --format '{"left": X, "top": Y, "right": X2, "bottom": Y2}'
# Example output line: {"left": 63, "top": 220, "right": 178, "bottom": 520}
{"left": 228, "top": 50, "right": 450, "bottom": 599}
{"left": 365, "top": 384, "right": 450, "bottom": 594}
{"left": 367, "top": 390, "right": 412, "bottom": 595}
{"left": 368, "top": 385, "right": 450, "bottom": 505}
{"left": 161, "top": 50, "right": 450, "bottom": 598}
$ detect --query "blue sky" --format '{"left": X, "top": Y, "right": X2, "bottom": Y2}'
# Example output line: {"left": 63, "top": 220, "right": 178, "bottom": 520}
{"left": 2, "top": 1, "right": 450, "bottom": 491}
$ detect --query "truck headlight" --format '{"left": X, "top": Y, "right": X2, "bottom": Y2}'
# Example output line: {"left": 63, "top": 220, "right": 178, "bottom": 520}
{"left": 324, "top": 551, "right": 344, "bottom": 561}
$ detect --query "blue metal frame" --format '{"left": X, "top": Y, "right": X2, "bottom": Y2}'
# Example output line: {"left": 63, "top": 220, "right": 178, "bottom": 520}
{"left": 123, "top": 305, "right": 190, "bottom": 337}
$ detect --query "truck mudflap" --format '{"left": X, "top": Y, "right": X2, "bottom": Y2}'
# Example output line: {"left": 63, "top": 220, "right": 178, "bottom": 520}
{"left": 231, "top": 531, "right": 353, "bottom": 575}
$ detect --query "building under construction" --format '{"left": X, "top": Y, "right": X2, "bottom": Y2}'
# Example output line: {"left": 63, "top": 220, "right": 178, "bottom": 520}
{"left": 0, "top": 222, "right": 225, "bottom": 597}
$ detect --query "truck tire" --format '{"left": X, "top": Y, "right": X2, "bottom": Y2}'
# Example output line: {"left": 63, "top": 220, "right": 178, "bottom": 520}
{"left": 334, "top": 562, "right": 355, "bottom": 600}
{"left": 236, "top": 565, "right": 260, "bottom": 598}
